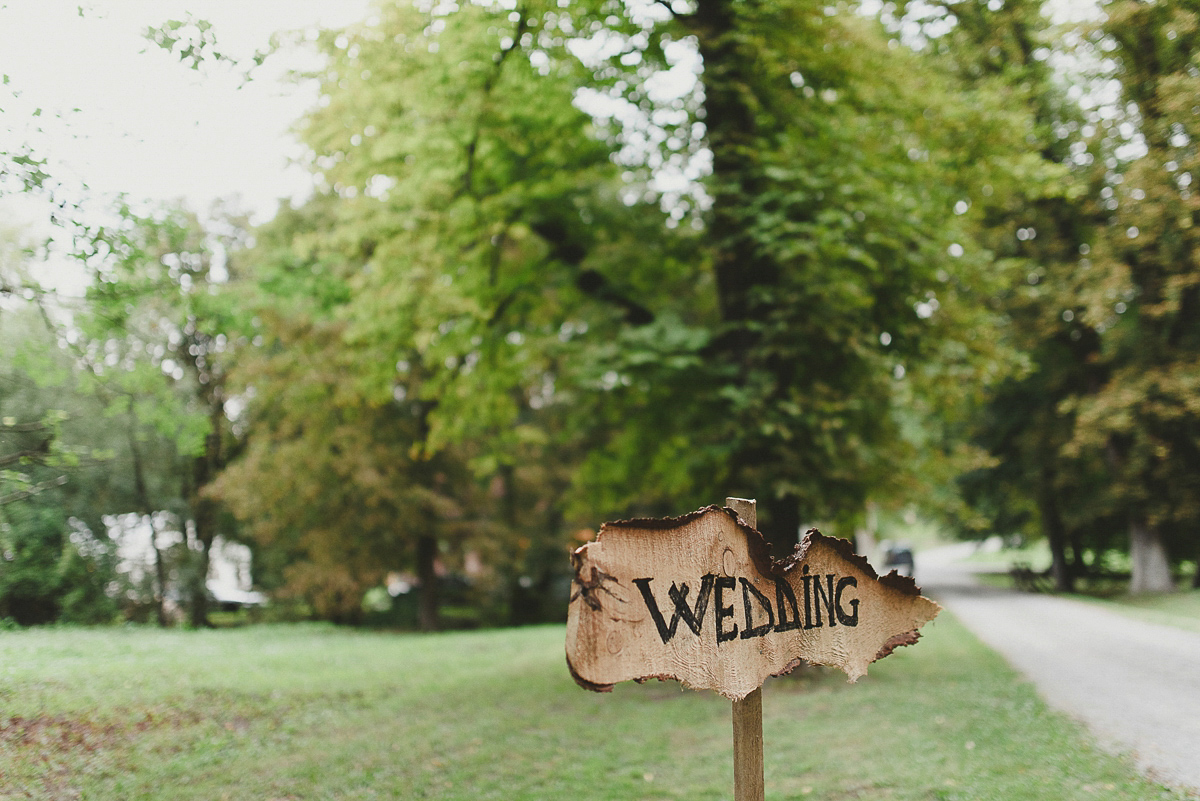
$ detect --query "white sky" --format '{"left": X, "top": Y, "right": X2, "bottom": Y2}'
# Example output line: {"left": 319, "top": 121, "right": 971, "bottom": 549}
{"left": 0, "top": 0, "right": 372, "bottom": 228}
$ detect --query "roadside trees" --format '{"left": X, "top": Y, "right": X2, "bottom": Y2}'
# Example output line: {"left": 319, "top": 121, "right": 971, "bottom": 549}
{"left": 0, "top": 297, "right": 123, "bottom": 625}
{"left": 215, "top": 0, "right": 1041, "bottom": 628}
{"left": 570, "top": 0, "right": 1034, "bottom": 552}
{"left": 900, "top": 0, "right": 1112, "bottom": 592}
{"left": 1064, "top": 0, "right": 1200, "bottom": 592}
{"left": 64, "top": 202, "right": 245, "bottom": 624}
{"left": 212, "top": 1, "right": 669, "bottom": 628}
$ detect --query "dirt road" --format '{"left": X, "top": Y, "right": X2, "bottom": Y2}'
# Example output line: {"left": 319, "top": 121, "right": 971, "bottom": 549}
{"left": 918, "top": 546, "right": 1200, "bottom": 795}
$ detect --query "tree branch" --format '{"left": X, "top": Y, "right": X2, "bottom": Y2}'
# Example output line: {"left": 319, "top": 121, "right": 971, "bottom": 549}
{"left": 652, "top": 0, "right": 687, "bottom": 20}
{"left": 0, "top": 445, "right": 52, "bottom": 470}
{"left": 0, "top": 421, "right": 49, "bottom": 434}
{"left": 0, "top": 475, "right": 67, "bottom": 506}
{"left": 462, "top": 6, "right": 529, "bottom": 199}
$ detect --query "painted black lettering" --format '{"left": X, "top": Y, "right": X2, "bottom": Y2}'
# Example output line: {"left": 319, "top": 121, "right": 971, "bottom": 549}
{"left": 813, "top": 573, "right": 836, "bottom": 628}
{"left": 669, "top": 574, "right": 715, "bottom": 636}
{"left": 802, "top": 565, "right": 816, "bottom": 629}
{"left": 773, "top": 578, "right": 802, "bottom": 632}
{"left": 633, "top": 578, "right": 676, "bottom": 643}
{"left": 633, "top": 575, "right": 715, "bottom": 644}
{"left": 739, "top": 578, "right": 775, "bottom": 639}
{"left": 715, "top": 576, "right": 738, "bottom": 643}
{"left": 835, "top": 576, "right": 859, "bottom": 626}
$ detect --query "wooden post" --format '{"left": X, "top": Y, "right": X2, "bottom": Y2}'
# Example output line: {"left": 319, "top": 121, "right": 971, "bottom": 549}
{"left": 726, "top": 497, "right": 765, "bottom": 801}
{"left": 566, "top": 500, "right": 941, "bottom": 800}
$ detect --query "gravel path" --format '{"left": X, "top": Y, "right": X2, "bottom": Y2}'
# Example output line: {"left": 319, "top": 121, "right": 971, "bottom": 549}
{"left": 917, "top": 546, "right": 1200, "bottom": 795}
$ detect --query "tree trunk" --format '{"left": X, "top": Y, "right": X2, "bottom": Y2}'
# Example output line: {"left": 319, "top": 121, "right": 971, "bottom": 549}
{"left": 687, "top": 0, "right": 798, "bottom": 517}
{"left": 1193, "top": 536, "right": 1200, "bottom": 590}
{"left": 148, "top": 515, "right": 171, "bottom": 626}
{"left": 689, "top": 0, "right": 770, "bottom": 329}
{"left": 1129, "top": 518, "right": 1174, "bottom": 594}
{"left": 855, "top": 502, "right": 879, "bottom": 568}
{"left": 1069, "top": 528, "right": 1087, "bottom": 579}
{"left": 127, "top": 412, "right": 169, "bottom": 627}
{"left": 760, "top": 494, "right": 800, "bottom": 560}
{"left": 187, "top": 401, "right": 224, "bottom": 628}
{"left": 1037, "top": 468, "right": 1074, "bottom": 593}
{"left": 187, "top": 491, "right": 216, "bottom": 628}
{"left": 187, "top": 524, "right": 213, "bottom": 628}
{"left": 416, "top": 533, "right": 440, "bottom": 632}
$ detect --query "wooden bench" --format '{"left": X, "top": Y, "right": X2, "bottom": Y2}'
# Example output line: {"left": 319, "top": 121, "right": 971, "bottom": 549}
{"left": 1009, "top": 562, "right": 1053, "bottom": 593}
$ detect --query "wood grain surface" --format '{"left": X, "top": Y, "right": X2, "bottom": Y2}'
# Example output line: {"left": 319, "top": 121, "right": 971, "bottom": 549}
{"left": 566, "top": 505, "right": 940, "bottom": 701}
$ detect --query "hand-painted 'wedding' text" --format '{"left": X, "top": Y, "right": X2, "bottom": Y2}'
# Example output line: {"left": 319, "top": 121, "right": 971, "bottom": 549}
{"left": 565, "top": 506, "right": 941, "bottom": 699}
{"left": 632, "top": 566, "right": 859, "bottom": 645}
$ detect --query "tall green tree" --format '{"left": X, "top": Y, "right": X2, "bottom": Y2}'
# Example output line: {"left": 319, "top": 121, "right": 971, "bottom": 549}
{"left": 0, "top": 299, "right": 123, "bottom": 625}
{"left": 1063, "top": 0, "right": 1200, "bottom": 592}
{"left": 214, "top": 0, "right": 677, "bottom": 628}
{"left": 898, "top": 0, "right": 1114, "bottom": 592}
{"left": 62, "top": 201, "right": 246, "bottom": 623}
{"left": 568, "top": 0, "right": 1035, "bottom": 552}
{"left": 218, "top": 0, "right": 1052, "bottom": 628}
{"left": 0, "top": 307, "right": 69, "bottom": 625}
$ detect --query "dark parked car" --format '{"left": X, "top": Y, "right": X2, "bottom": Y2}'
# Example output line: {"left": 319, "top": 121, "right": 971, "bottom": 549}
{"left": 882, "top": 545, "right": 914, "bottom": 578}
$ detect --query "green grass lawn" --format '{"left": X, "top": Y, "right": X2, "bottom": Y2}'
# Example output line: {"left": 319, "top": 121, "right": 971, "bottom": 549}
{"left": 1078, "top": 589, "right": 1200, "bottom": 635}
{"left": 959, "top": 540, "right": 1052, "bottom": 570}
{"left": 0, "top": 617, "right": 1189, "bottom": 800}
{"left": 955, "top": 546, "right": 1200, "bottom": 636}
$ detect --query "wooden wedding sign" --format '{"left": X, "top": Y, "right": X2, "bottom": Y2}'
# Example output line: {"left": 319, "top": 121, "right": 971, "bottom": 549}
{"left": 566, "top": 503, "right": 941, "bottom": 701}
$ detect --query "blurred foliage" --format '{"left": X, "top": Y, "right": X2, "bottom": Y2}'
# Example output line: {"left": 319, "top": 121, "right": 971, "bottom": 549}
{"left": 0, "top": 303, "right": 120, "bottom": 625}
{"left": 209, "top": 0, "right": 1048, "bottom": 621}
{"left": 899, "top": 0, "right": 1115, "bottom": 592}
{"left": 1066, "top": 0, "right": 1200, "bottom": 591}
{"left": 65, "top": 202, "right": 251, "bottom": 624}
{"left": 4, "top": 0, "right": 1200, "bottom": 628}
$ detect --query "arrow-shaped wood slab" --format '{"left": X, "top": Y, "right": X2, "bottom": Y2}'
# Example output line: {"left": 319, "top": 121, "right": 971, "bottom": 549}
{"left": 566, "top": 505, "right": 941, "bottom": 701}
